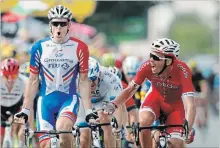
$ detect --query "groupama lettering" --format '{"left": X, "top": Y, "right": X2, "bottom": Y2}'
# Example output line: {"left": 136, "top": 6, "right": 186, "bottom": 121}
{"left": 44, "top": 58, "right": 73, "bottom": 63}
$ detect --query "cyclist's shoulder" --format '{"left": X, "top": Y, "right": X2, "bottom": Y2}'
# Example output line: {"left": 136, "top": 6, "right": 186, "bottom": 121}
{"left": 138, "top": 60, "right": 151, "bottom": 73}
{"left": 69, "top": 37, "right": 87, "bottom": 47}
{"left": 31, "top": 37, "right": 51, "bottom": 51}
{"left": 33, "top": 37, "right": 50, "bottom": 45}
{"left": 173, "top": 59, "right": 191, "bottom": 75}
{"left": 100, "top": 66, "right": 115, "bottom": 79}
{"left": 100, "top": 67, "right": 122, "bottom": 87}
{"left": 174, "top": 59, "right": 188, "bottom": 67}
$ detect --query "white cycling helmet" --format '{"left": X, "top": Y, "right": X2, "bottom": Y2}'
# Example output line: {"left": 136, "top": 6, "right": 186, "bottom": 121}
{"left": 122, "top": 56, "right": 140, "bottom": 76}
{"left": 151, "top": 38, "right": 180, "bottom": 57}
{"left": 88, "top": 57, "right": 100, "bottom": 81}
{"left": 108, "top": 66, "right": 122, "bottom": 79}
{"left": 48, "top": 5, "right": 72, "bottom": 21}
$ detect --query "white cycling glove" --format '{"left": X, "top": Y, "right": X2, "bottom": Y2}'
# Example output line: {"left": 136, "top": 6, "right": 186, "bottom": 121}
{"left": 102, "top": 101, "right": 118, "bottom": 115}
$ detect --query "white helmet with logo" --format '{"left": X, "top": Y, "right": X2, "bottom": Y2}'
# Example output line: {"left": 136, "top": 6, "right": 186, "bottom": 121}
{"left": 88, "top": 57, "right": 100, "bottom": 81}
{"left": 151, "top": 38, "right": 180, "bottom": 57}
{"left": 122, "top": 56, "right": 140, "bottom": 75}
{"left": 48, "top": 5, "right": 72, "bottom": 21}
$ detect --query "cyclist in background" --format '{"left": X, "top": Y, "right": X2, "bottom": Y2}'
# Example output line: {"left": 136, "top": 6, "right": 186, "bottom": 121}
{"left": 122, "top": 56, "right": 142, "bottom": 108}
{"left": 103, "top": 38, "right": 196, "bottom": 148}
{"left": 100, "top": 53, "right": 115, "bottom": 67}
{"left": 14, "top": 5, "right": 94, "bottom": 148}
{"left": 0, "top": 58, "right": 31, "bottom": 147}
{"left": 187, "top": 60, "right": 209, "bottom": 128}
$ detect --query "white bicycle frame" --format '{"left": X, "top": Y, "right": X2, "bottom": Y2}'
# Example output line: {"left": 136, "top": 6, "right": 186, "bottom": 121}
{"left": 2, "top": 123, "right": 13, "bottom": 148}
{"left": 2, "top": 111, "right": 14, "bottom": 148}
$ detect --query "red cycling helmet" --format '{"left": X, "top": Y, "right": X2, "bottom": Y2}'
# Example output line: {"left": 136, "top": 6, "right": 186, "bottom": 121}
{"left": 1, "top": 58, "right": 19, "bottom": 76}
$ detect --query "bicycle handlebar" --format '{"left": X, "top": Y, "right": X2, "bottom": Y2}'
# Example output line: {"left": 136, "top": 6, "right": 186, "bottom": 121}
{"left": 24, "top": 115, "right": 118, "bottom": 146}
{"left": 126, "top": 119, "right": 189, "bottom": 146}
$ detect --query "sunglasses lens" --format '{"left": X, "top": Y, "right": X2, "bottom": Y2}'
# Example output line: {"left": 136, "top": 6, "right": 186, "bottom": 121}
{"left": 150, "top": 53, "right": 160, "bottom": 61}
{"left": 51, "top": 22, "right": 68, "bottom": 27}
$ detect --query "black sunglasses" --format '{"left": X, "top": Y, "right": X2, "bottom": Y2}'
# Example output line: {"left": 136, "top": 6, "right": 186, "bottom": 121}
{"left": 51, "top": 21, "right": 68, "bottom": 27}
{"left": 150, "top": 53, "right": 168, "bottom": 61}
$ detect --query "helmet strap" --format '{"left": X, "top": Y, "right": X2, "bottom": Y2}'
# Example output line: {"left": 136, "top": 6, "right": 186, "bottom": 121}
{"left": 49, "top": 24, "right": 54, "bottom": 37}
{"left": 156, "top": 58, "right": 174, "bottom": 76}
{"left": 156, "top": 60, "right": 168, "bottom": 76}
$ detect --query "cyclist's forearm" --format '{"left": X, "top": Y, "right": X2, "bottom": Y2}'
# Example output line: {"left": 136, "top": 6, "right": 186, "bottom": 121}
{"left": 113, "top": 88, "right": 134, "bottom": 107}
{"left": 79, "top": 78, "right": 92, "bottom": 110}
{"left": 186, "top": 105, "right": 196, "bottom": 131}
{"left": 23, "top": 76, "right": 39, "bottom": 109}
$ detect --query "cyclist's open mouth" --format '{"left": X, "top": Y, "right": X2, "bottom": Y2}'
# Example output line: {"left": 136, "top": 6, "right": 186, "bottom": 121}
{"left": 57, "top": 32, "right": 61, "bottom": 36}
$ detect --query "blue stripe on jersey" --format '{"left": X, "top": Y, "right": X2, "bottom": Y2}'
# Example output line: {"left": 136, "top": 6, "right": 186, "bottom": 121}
{"left": 68, "top": 64, "right": 79, "bottom": 94}
{"left": 39, "top": 67, "right": 46, "bottom": 96}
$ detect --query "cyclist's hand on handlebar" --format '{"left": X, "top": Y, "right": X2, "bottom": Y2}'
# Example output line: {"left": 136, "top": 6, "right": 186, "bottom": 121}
{"left": 85, "top": 109, "right": 99, "bottom": 124}
{"left": 14, "top": 108, "right": 30, "bottom": 123}
{"left": 186, "top": 128, "right": 195, "bottom": 144}
{"left": 102, "top": 101, "right": 118, "bottom": 115}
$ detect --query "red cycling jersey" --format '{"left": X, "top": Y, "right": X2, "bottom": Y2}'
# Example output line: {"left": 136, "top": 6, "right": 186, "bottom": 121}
{"left": 132, "top": 59, "right": 194, "bottom": 138}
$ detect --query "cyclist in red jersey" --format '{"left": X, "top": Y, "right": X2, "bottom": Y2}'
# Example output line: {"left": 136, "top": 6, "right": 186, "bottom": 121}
{"left": 103, "top": 38, "right": 196, "bottom": 148}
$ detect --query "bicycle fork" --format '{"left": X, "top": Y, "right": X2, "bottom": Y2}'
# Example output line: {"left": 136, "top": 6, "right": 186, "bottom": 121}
{"left": 158, "top": 133, "right": 168, "bottom": 148}
{"left": 3, "top": 126, "right": 13, "bottom": 148}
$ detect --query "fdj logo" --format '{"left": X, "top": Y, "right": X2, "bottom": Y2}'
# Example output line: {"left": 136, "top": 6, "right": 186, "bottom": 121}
{"left": 61, "top": 63, "right": 69, "bottom": 70}
{"left": 48, "top": 63, "right": 69, "bottom": 70}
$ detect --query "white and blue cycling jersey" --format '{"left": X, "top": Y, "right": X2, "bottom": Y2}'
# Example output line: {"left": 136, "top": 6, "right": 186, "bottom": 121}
{"left": 75, "top": 66, "right": 123, "bottom": 125}
{"left": 29, "top": 36, "right": 89, "bottom": 142}
{"left": 91, "top": 66, "right": 123, "bottom": 108}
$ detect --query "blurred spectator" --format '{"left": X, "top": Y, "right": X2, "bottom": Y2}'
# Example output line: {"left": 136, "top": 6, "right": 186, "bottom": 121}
{"left": 187, "top": 60, "right": 209, "bottom": 128}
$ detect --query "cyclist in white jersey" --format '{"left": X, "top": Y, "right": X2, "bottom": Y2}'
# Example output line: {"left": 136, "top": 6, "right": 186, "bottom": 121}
{"left": 14, "top": 5, "right": 94, "bottom": 148}
{"left": 0, "top": 58, "right": 30, "bottom": 147}
{"left": 75, "top": 57, "right": 125, "bottom": 148}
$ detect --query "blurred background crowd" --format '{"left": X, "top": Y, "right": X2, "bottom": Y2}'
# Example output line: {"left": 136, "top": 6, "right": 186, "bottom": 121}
{"left": 0, "top": 0, "right": 219, "bottom": 147}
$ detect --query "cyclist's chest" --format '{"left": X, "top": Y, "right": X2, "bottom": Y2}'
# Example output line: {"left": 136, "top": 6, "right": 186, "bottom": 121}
{"left": 1, "top": 79, "right": 25, "bottom": 106}
{"left": 40, "top": 44, "right": 79, "bottom": 74}
{"left": 150, "top": 76, "right": 182, "bottom": 100}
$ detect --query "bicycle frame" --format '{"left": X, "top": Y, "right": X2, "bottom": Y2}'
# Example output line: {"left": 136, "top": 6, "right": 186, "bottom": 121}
{"left": 128, "top": 119, "right": 189, "bottom": 148}
{"left": 1, "top": 112, "right": 14, "bottom": 148}
{"left": 73, "top": 122, "right": 113, "bottom": 148}
{"left": 2, "top": 122, "right": 13, "bottom": 148}
{"left": 24, "top": 117, "right": 118, "bottom": 148}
